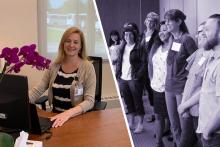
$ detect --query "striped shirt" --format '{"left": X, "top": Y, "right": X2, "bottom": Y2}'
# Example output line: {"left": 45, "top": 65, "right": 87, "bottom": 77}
{"left": 52, "top": 67, "right": 78, "bottom": 113}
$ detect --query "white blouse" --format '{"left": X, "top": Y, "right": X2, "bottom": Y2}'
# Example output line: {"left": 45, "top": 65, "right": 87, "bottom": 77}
{"left": 151, "top": 46, "right": 168, "bottom": 92}
{"left": 109, "top": 45, "right": 119, "bottom": 62}
{"left": 121, "top": 44, "right": 135, "bottom": 80}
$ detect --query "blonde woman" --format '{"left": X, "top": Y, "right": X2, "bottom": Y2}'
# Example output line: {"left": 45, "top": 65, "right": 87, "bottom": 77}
{"left": 141, "top": 12, "right": 160, "bottom": 122}
{"left": 29, "top": 27, "right": 96, "bottom": 128}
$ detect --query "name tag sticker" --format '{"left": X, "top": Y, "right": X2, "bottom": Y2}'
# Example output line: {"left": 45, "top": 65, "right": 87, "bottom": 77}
{"left": 171, "top": 42, "right": 181, "bottom": 52}
{"left": 75, "top": 86, "right": 83, "bottom": 96}
{"left": 145, "top": 36, "right": 151, "bottom": 42}
{"left": 198, "top": 57, "right": 206, "bottom": 66}
{"left": 78, "top": 88, "right": 83, "bottom": 96}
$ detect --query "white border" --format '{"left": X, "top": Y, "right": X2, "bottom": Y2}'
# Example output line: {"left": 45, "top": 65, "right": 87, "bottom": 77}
{"left": 92, "top": 0, "right": 135, "bottom": 147}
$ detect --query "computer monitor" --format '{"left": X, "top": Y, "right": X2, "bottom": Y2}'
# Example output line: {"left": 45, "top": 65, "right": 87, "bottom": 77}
{"left": 0, "top": 74, "right": 53, "bottom": 136}
{"left": 0, "top": 74, "right": 31, "bottom": 133}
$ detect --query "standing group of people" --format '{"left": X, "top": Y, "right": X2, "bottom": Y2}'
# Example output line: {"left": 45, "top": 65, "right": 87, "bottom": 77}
{"left": 108, "top": 9, "right": 220, "bottom": 147}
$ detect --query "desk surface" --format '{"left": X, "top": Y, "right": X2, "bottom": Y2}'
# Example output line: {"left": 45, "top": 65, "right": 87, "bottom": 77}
{"left": 30, "top": 108, "right": 131, "bottom": 147}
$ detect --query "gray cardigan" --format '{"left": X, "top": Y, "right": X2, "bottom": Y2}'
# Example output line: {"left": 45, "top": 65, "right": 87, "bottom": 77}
{"left": 29, "top": 60, "right": 96, "bottom": 113}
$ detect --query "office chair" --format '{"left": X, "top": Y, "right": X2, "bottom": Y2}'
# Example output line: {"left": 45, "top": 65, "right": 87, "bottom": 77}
{"left": 88, "top": 56, "right": 107, "bottom": 110}
{"left": 35, "top": 56, "right": 107, "bottom": 111}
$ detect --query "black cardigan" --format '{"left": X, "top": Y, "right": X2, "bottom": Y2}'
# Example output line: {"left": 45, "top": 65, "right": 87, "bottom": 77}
{"left": 116, "top": 43, "right": 145, "bottom": 80}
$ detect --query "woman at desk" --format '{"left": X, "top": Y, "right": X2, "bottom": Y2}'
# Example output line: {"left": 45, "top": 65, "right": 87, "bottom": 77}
{"left": 29, "top": 27, "right": 96, "bottom": 128}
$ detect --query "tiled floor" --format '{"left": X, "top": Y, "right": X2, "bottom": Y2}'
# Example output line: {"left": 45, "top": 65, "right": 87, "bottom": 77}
{"left": 124, "top": 95, "right": 174, "bottom": 147}
{"left": 130, "top": 115, "right": 173, "bottom": 147}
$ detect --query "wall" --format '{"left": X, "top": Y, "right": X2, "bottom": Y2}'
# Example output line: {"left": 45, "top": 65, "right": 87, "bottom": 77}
{"left": 0, "top": 0, "right": 38, "bottom": 48}
{"left": 183, "top": 0, "right": 197, "bottom": 38}
{"left": 0, "top": 0, "right": 39, "bottom": 90}
{"left": 160, "top": 0, "right": 220, "bottom": 39}
{"left": 159, "top": 0, "right": 196, "bottom": 37}
{"left": 96, "top": 0, "right": 159, "bottom": 44}
{"left": 0, "top": 0, "right": 118, "bottom": 98}
{"left": 197, "top": 0, "right": 220, "bottom": 24}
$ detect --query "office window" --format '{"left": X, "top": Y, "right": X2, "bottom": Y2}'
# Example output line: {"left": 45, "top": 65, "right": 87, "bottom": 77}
{"left": 38, "top": 0, "right": 107, "bottom": 60}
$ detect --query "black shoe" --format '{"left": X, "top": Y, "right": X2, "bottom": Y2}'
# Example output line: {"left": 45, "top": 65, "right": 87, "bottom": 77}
{"left": 167, "top": 134, "right": 173, "bottom": 142}
{"left": 154, "top": 130, "right": 171, "bottom": 138}
{"left": 163, "top": 129, "right": 171, "bottom": 137}
{"left": 156, "top": 141, "right": 165, "bottom": 147}
{"left": 146, "top": 115, "right": 155, "bottom": 123}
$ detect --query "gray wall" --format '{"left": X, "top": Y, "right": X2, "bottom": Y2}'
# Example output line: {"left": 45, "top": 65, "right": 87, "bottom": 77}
{"left": 96, "top": 0, "right": 220, "bottom": 46}
{"left": 197, "top": 0, "right": 220, "bottom": 24}
{"left": 160, "top": 0, "right": 220, "bottom": 39}
{"left": 95, "top": 0, "right": 159, "bottom": 45}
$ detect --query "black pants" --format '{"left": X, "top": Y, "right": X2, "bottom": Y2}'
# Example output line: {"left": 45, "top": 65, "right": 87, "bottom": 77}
{"left": 202, "top": 133, "right": 220, "bottom": 147}
{"left": 143, "top": 74, "right": 154, "bottom": 106}
{"left": 152, "top": 90, "right": 168, "bottom": 117}
{"left": 119, "top": 78, "right": 145, "bottom": 115}
{"left": 192, "top": 116, "right": 203, "bottom": 147}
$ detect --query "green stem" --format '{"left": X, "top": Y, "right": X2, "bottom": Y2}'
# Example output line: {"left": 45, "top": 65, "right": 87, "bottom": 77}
{"left": 5, "top": 58, "right": 24, "bottom": 74}
{"left": 0, "top": 63, "right": 8, "bottom": 83}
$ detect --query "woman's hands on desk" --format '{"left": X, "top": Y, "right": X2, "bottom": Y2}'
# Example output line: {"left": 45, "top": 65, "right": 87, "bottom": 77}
{"left": 50, "top": 105, "right": 83, "bottom": 128}
{"left": 50, "top": 110, "right": 72, "bottom": 128}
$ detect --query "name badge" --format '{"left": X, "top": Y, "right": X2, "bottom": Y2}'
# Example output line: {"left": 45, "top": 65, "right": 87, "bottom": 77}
{"left": 75, "top": 86, "right": 83, "bottom": 96}
{"left": 171, "top": 42, "right": 181, "bottom": 52}
{"left": 198, "top": 56, "right": 206, "bottom": 66}
{"left": 78, "top": 87, "right": 83, "bottom": 96}
{"left": 145, "top": 36, "right": 151, "bottom": 42}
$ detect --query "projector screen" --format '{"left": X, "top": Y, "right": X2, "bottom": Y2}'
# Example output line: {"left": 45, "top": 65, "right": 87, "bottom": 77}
{"left": 37, "top": 0, "right": 108, "bottom": 60}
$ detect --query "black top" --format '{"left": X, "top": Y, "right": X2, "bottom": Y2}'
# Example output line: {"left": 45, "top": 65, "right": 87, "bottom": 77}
{"left": 165, "top": 33, "right": 197, "bottom": 94}
{"left": 116, "top": 43, "right": 145, "bottom": 80}
{"left": 52, "top": 67, "right": 78, "bottom": 113}
{"left": 140, "top": 30, "right": 159, "bottom": 58}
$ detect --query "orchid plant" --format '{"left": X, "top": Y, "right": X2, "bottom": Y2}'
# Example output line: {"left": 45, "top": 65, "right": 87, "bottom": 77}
{"left": 0, "top": 44, "right": 51, "bottom": 82}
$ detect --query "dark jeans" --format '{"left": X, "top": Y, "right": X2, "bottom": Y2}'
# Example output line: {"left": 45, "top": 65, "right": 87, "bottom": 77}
{"left": 202, "top": 133, "right": 220, "bottom": 147}
{"left": 192, "top": 116, "right": 203, "bottom": 147}
{"left": 165, "top": 91, "right": 196, "bottom": 147}
{"left": 143, "top": 75, "right": 154, "bottom": 106}
{"left": 119, "top": 78, "right": 145, "bottom": 115}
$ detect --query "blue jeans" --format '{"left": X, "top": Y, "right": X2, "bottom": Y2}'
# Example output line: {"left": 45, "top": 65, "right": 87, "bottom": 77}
{"left": 165, "top": 91, "right": 196, "bottom": 147}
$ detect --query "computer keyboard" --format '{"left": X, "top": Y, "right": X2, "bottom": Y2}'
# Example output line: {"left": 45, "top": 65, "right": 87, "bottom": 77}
{"left": 39, "top": 117, "right": 53, "bottom": 132}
